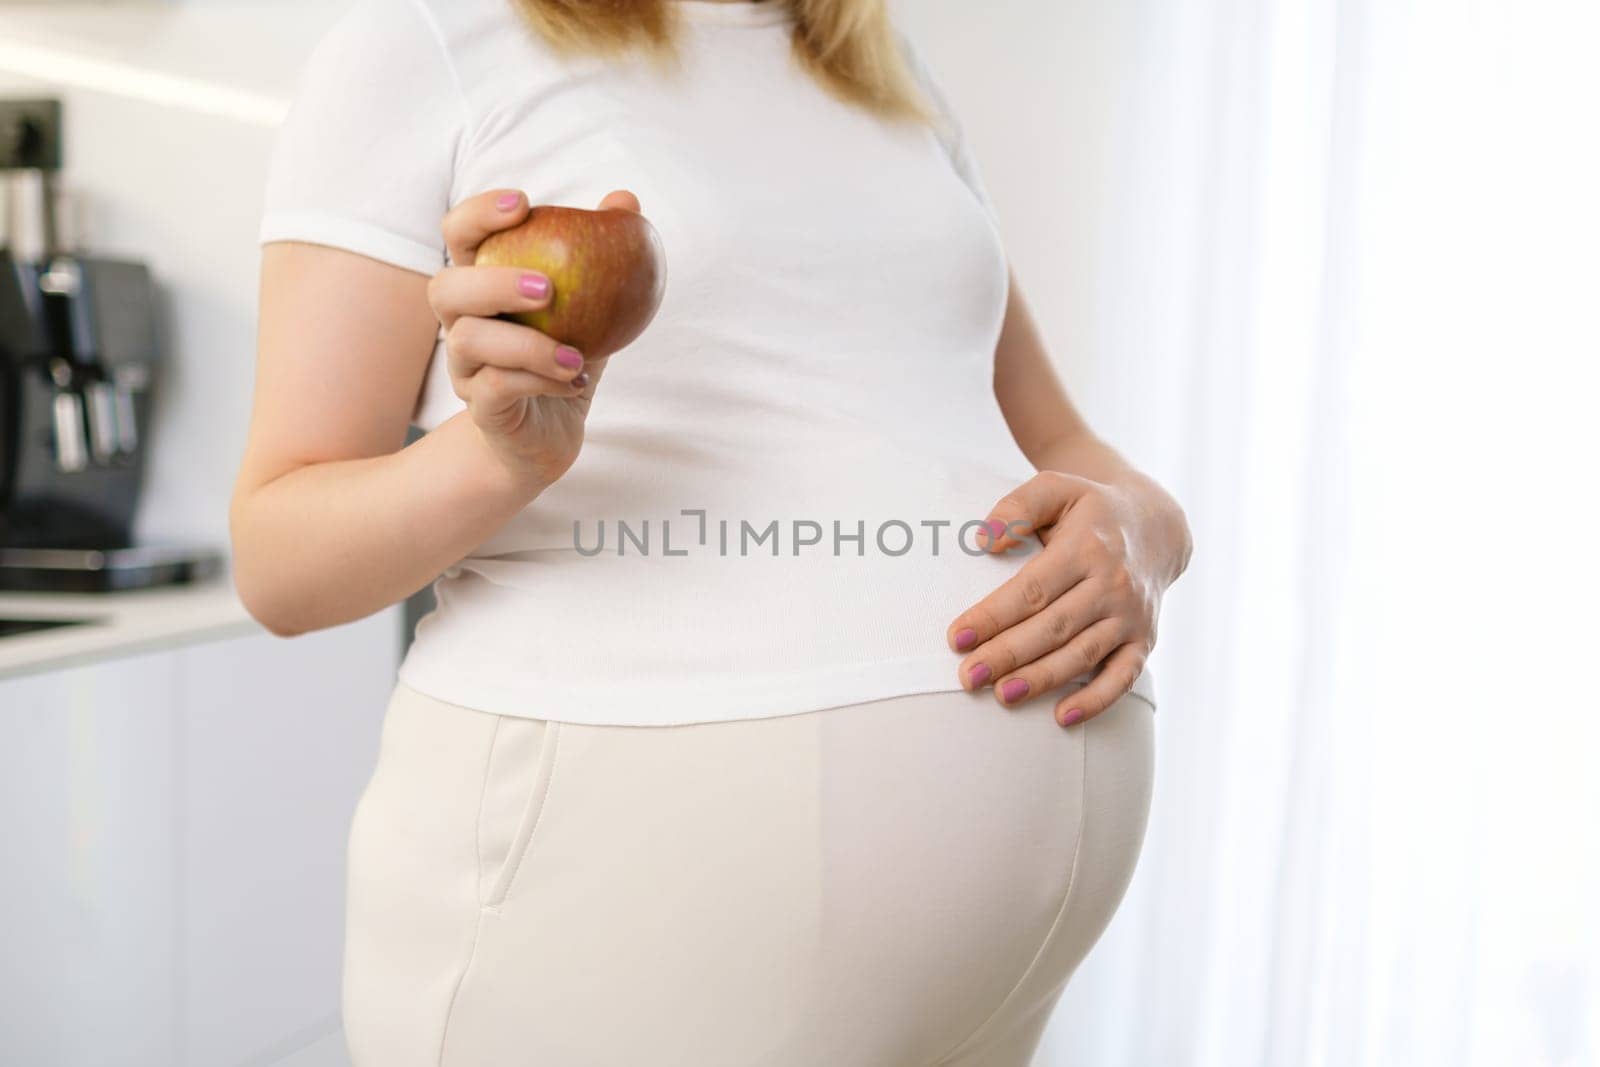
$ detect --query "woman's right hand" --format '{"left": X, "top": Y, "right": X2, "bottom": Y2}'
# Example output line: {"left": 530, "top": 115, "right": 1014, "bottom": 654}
{"left": 431, "top": 187, "right": 639, "bottom": 489}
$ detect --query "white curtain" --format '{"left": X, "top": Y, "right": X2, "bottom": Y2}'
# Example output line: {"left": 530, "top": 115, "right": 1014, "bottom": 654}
{"left": 955, "top": 0, "right": 1600, "bottom": 1063}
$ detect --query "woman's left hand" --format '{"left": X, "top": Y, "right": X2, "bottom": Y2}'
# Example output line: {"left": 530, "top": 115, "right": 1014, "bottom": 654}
{"left": 947, "top": 471, "right": 1189, "bottom": 728}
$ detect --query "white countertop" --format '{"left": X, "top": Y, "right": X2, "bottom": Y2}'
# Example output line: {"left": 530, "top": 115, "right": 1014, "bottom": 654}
{"left": 0, "top": 579, "right": 259, "bottom": 681}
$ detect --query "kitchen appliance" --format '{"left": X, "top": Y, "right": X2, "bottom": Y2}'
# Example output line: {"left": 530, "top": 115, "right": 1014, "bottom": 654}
{"left": 0, "top": 98, "right": 221, "bottom": 592}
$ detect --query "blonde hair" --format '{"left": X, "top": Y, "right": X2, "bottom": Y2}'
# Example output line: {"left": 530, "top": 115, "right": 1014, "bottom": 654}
{"left": 507, "top": 0, "right": 932, "bottom": 123}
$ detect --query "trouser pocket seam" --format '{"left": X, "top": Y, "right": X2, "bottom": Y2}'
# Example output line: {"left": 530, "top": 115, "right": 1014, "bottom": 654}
{"left": 437, "top": 713, "right": 506, "bottom": 1067}
{"left": 483, "top": 721, "right": 564, "bottom": 910}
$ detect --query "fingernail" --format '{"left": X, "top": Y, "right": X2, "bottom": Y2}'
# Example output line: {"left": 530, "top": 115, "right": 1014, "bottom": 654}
{"left": 555, "top": 345, "right": 583, "bottom": 370}
{"left": 572, "top": 372, "right": 591, "bottom": 389}
{"left": 986, "top": 519, "right": 1007, "bottom": 540}
{"left": 1060, "top": 707, "right": 1085, "bottom": 727}
{"left": 1000, "top": 678, "right": 1030, "bottom": 703}
{"left": 519, "top": 273, "right": 550, "bottom": 299}
{"left": 954, "top": 627, "right": 977, "bottom": 652}
{"left": 968, "top": 663, "right": 992, "bottom": 687}
{"left": 497, "top": 192, "right": 522, "bottom": 211}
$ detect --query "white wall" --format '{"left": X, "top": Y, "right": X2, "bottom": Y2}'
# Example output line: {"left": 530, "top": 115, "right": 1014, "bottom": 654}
{"left": 0, "top": 1, "right": 338, "bottom": 547}
{"left": 894, "top": 0, "right": 1205, "bottom": 489}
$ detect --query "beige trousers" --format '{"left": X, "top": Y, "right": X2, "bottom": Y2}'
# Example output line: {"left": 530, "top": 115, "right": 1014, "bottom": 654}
{"left": 343, "top": 683, "right": 1155, "bottom": 1067}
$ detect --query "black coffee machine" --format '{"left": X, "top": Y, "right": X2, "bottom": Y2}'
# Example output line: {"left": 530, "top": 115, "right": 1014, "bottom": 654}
{"left": 0, "top": 99, "right": 220, "bottom": 592}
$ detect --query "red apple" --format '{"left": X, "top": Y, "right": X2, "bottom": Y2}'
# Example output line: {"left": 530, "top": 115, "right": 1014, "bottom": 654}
{"left": 476, "top": 205, "right": 666, "bottom": 359}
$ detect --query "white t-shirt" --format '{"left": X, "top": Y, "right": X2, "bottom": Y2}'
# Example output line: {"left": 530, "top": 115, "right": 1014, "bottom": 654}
{"left": 260, "top": 0, "right": 1156, "bottom": 724}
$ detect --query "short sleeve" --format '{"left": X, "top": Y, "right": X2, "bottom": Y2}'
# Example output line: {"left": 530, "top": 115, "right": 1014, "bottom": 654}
{"left": 896, "top": 30, "right": 1002, "bottom": 230}
{"left": 259, "top": 0, "right": 464, "bottom": 276}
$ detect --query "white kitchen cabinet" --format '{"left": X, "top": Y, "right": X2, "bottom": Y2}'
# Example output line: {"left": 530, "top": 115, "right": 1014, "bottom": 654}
{"left": 0, "top": 652, "right": 184, "bottom": 1066}
{"left": 0, "top": 610, "right": 393, "bottom": 1067}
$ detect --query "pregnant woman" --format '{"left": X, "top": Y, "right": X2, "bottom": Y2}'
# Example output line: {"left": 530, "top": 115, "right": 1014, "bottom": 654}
{"left": 231, "top": 0, "right": 1191, "bottom": 1063}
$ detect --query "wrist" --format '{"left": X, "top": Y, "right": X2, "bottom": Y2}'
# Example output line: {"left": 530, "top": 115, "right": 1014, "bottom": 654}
{"left": 439, "top": 413, "right": 551, "bottom": 508}
{"left": 1081, "top": 473, "right": 1189, "bottom": 589}
{"left": 1135, "top": 482, "right": 1192, "bottom": 587}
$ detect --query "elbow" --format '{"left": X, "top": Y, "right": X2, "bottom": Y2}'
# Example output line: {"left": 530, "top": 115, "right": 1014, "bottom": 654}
{"left": 263, "top": 618, "right": 309, "bottom": 639}
{"left": 229, "top": 494, "right": 308, "bottom": 639}
{"left": 231, "top": 566, "right": 310, "bottom": 639}
{"left": 253, "top": 608, "right": 310, "bottom": 641}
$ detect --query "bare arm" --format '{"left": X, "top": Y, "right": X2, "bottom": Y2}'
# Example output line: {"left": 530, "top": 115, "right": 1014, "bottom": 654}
{"left": 230, "top": 189, "right": 620, "bottom": 636}
{"left": 946, "top": 267, "right": 1192, "bottom": 726}
{"left": 230, "top": 244, "right": 536, "bottom": 635}
{"left": 993, "top": 268, "right": 1191, "bottom": 582}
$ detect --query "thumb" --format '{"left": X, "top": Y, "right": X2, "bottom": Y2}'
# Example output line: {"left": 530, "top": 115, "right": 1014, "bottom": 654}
{"left": 979, "top": 471, "right": 1094, "bottom": 552}
{"left": 573, "top": 355, "right": 613, "bottom": 402}
{"left": 598, "top": 189, "right": 641, "bottom": 214}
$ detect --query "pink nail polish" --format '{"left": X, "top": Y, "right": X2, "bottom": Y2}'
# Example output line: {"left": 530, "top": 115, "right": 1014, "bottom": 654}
{"left": 968, "top": 663, "right": 992, "bottom": 687}
{"left": 1060, "top": 707, "right": 1085, "bottom": 727}
{"left": 555, "top": 345, "right": 583, "bottom": 370}
{"left": 497, "top": 192, "right": 522, "bottom": 212}
{"left": 954, "top": 627, "right": 977, "bottom": 652}
{"left": 987, "top": 519, "right": 1007, "bottom": 540}
{"left": 519, "top": 273, "right": 550, "bottom": 299}
{"left": 1000, "top": 678, "right": 1030, "bottom": 703}
{"left": 572, "top": 372, "right": 591, "bottom": 389}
